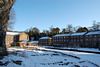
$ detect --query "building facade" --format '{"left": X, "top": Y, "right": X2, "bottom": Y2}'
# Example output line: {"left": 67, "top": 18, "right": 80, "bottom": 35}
{"left": 6, "top": 31, "right": 29, "bottom": 47}
{"left": 52, "top": 34, "right": 71, "bottom": 47}
{"left": 70, "top": 32, "right": 86, "bottom": 47}
{"left": 38, "top": 37, "right": 52, "bottom": 46}
{"left": 85, "top": 31, "right": 100, "bottom": 48}
{"left": 52, "top": 31, "right": 100, "bottom": 48}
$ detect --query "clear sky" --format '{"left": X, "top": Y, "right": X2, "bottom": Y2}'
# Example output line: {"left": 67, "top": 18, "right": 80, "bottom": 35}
{"left": 13, "top": 0, "right": 100, "bottom": 32}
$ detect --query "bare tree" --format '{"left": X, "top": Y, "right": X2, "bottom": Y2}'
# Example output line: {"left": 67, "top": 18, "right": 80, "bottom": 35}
{"left": 7, "top": 8, "right": 16, "bottom": 31}
{"left": 92, "top": 21, "right": 100, "bottom": 30}
{"left": 66, "top": 24, "right": 73, "bottom": 33}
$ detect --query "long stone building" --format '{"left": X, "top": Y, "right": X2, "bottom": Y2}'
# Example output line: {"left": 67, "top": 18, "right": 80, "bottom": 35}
{"left": 52, "top": 31, "right": 100, "bottom": 48}
{"left": 38, "top": 31, "right": 100, "bottom": 49}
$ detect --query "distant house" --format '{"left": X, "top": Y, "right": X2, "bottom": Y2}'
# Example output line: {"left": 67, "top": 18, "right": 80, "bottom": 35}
{"left": 28, "top": 41, "right": 39, "bottom": 46}
{"left": 19, "top": 32, "right": 29, "bottom": 41}
{"left": 6, "top": 31, "right": 29, "bottom": 47}
{"left": 6, "top": 32, "right": 19, "bottom": 46}
{"left": 38, "top": 37, "right": 52, "bottom": 46}
{"left": 17, "top": 40, "right": 29, "bottom": 48}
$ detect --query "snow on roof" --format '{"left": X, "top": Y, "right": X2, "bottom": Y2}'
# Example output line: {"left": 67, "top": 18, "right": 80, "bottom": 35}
{"left": 53, "top": 34, "right": 71, "bottom": 37}
{"left": 28, "top": 41, "right": 39, "bottom": 43}
{"left": 6, "top": 32, "right": 20, "bottom": 35}
{"left": 86, "top": 31, "right": 100, "bottom": 35}
{"left": 19, "top": 40, "right": 29, "bottom": 43}
{"left": 39, "top": 37, "right": 52, "bottom": 39}
{"left": 71, "top": 32, "right": 86, "bottom": 36}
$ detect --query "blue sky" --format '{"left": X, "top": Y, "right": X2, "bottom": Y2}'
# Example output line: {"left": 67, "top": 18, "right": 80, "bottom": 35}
{"left": 13, "top": 0, "right": 100, "bottom": 32}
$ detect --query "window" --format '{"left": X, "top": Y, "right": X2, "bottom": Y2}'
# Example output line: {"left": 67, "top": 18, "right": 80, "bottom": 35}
{"left": 94, "top": 35, "right": 96, "bottom": 37}
{"left": 77, "top": 36, "right": 79, "bottom": 38}
{"left": 86, "top": 39, "right": 88, "bottom": 41}
{"left": 80, "top": 39, "right": 83, "bottom": 41}
{"left": 74, "top": 36, "right": 76, "bottom": 38}
{"left": 86, "top": 36, "right": 88, "bottom": 37}
{"left": 90, "top": 35, "right": 92, "bottom": 37}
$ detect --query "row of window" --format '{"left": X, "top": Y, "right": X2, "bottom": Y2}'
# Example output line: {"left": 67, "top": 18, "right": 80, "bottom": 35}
{"left": 53, "top": 40, "right": 67, "bottom": 42}
{"left": 53, "top": 36, "right": 83, "bottom": 39}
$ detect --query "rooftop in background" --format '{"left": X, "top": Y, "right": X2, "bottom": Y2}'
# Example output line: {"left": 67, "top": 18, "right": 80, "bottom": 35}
{"left": 71, "top": 32, "right": 86, "bottom": 36}
{"left": 53, "top": 34, "right": 71, "bottom": 37}
{"left": 18, "top": 40, "right": 29, "bottom": 43}
{"left": 28, "top": 41, "right": 39, "bottom": 43}
{"left": 86, "top": 30, "right": 100, "bottom": 35}
{"left": 6, "top": 31, "right": 26, "bottom": 35}
{"left": 39, "top": 37, "right": 52, "bottom": 39}
{"left": 6, "top": 32, "right": 20, "bottom": 35}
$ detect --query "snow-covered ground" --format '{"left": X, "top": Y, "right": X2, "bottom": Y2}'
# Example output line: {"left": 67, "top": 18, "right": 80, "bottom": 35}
{"left": 63, "top": 47, "right": 100, "bottom": 52}
{"left": 44, "top": 46, "right": 100, "bottom": 52}
{"left": 0, "top": 47, "right": 100, "bottom": 67}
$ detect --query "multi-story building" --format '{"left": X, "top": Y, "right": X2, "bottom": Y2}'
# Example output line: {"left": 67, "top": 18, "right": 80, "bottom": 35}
{"left": 52, "top": 31, "right": 100, "bottom": 48}
{"left": 6, "top": 31, "right": 29, "bottom": 47}
{"left": 52, "top": 34, "right": 71, "bottom": 47}
{"left": 70, "top": 32, "right": 87, "bottom": 47}
{"left": 38, "top": 37, "right": 52, "bottom": 46}
{"left": 38, "top": 31, "right": 100, "bottom": 49}
{"left": 85, "top": 31, "right": 100, "bottom": 48}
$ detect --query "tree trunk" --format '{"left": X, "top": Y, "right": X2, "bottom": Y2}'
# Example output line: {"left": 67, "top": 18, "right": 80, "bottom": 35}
{"left": 0, "top": 0, "right": 15, "bottom": 55}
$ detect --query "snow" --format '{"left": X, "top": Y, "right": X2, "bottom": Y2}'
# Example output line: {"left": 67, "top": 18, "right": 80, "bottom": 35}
{"left": 86, "top": 31, "right": 100, "bottom": 35}
{"left": 42, "top": 46, "right": 100, "bottom": 52}
{"left": 18, "top": 40, "right": 29, "bottom": 43}
{"left": 69, "top": 48, "right": 100, "bottom": 52}
{"left": 0, "top": 47, "right": 100, "bottom": 67}
{"left": 28, "top": 41, "right": 38, "bottom": 43}
{"left": 52, "top": 34, "right": 71, "bottom": 37}
{"left": 71, "top": 32, "right": 86, "bottom": 36}
{"left": 39, "top": 37, "right": 52, "bottom": 39}
{"left": 57, "top": 47, "right": 100, "bottom": 52}
{"left": 6, "top": 32, "right": 20, "bottom": 35}
{"left": 39, "top": 47, "right": 100, "bottom": 66}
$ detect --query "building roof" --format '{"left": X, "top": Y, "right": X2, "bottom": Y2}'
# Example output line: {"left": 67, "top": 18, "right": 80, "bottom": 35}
{"left": 86, "top": 31, "right": 100, "bottom": 35}
{"left": 53, "top": 34, "right": 71, "bottom": 37}
{"left": 28, "top": 41, "right": 39, "bottom": 43}
{"left": 39, "top": 37, "right": 52, "bottom": 39}
{"left": 71, "top": 32, "right": 86, "bottom": 36}
{"left": 6, "top": 32, "right": 20, "bottom": 35}
{"left": 18, "top": 40, "right": 29, "bottom": 43}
